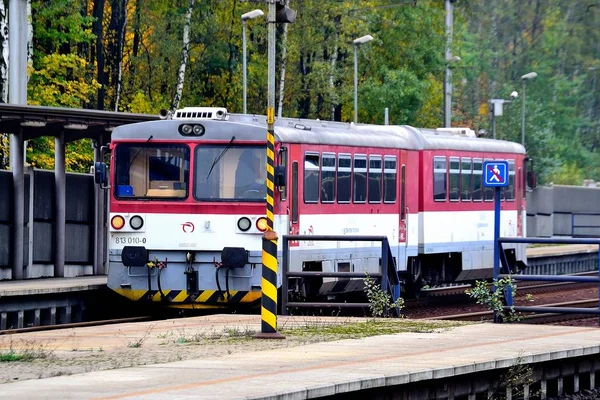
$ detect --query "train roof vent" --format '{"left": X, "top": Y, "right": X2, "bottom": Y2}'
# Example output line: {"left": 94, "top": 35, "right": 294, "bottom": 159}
{"left": 435, "top": 127, "right": 476, "bottom": 137}
{"left": 173, "top": 107, "right": 229, "bottom": 121}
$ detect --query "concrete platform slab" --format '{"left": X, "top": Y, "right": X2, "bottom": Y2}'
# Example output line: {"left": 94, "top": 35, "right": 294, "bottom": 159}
{"left": 0, "top": 276, "right": 107, "bottom": 297}
{"left": 0, "top": 316, "right": 598, "bottom": 400}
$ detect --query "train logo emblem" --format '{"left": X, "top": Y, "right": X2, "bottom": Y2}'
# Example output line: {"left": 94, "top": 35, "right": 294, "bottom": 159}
{"left": 181, "top": 222, "right": 195, "bottom": 233}
{"left": 483, "top": 160, "right": 509, "bottom": 187}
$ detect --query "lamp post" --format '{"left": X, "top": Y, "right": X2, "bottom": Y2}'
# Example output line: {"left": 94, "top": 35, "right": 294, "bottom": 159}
{"left": 353, "top": 34, "right": 373, "bottom": 124}
{"left": 489, "top": 91, "right": 518, "bottom": 139}
{"left": 443, "top": 55, "right": 461, "bottom": 127}
{"left": 241, "top": 9, "right": 264, "bottom": 114}
{"left": 520, "top": 71, "right": 537, "bottom": 147}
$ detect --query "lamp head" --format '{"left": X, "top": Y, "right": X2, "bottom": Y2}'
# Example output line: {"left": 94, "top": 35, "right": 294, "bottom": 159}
{"left": 521, "top": 72, "right": 538, "bottom": 81}
{"left": 241, "top": 9, "right": 264, "bottom": 21}
{"left": 353, "top": 35, "right": 374, "bottom": 45}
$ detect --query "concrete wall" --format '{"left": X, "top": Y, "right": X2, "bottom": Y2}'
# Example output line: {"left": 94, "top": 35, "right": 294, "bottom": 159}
{"left": 0, "top": 169, "right": 95, "bottom": 280}
{"left": 527, "top": 185, "right": 600, "bottom": 237}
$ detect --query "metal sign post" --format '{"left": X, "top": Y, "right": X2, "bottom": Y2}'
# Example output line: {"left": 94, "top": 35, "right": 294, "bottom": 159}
{"left": 255, "top": 0, "right": 289, "bottom": 340}
{"left": 483, "top": 160, "right": 509, "bottom": 322}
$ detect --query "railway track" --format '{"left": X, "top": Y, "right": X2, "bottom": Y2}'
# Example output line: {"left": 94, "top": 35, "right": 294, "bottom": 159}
{"left": 422, "top": 299, "right": 599, "bottom": 324}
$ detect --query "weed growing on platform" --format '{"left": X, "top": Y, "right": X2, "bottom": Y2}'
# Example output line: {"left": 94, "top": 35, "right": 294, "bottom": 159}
{"left": 124, "top": 323, "right": 156, "bottom": 348}
{"left": 465, "top": 278, "right": 521, "bottom": 322}
{"left": 0, "top": 339, "right": 53, "bottom": 362}
{"left": 364, "top": 274, "right": 405, "bottom": 317}
{"left": 487, "top": 355, "right": 539, "bottom": 400}
{"left": 281, "top": 319, "right": 462, "bottom": 340}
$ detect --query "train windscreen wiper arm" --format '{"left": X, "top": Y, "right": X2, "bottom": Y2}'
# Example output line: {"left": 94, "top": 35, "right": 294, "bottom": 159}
{"left": 206, "top": 136, "right": 235, "bottom": 180}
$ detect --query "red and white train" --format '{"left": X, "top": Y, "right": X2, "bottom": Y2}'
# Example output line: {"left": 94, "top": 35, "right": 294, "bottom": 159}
{"left": 97, "top": 107, "right": 528, "bottom": 308}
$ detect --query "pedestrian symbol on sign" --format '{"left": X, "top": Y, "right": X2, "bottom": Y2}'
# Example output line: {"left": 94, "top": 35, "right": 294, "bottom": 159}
{"left": 483, "top": 160, "right": 509, "bottom": 187}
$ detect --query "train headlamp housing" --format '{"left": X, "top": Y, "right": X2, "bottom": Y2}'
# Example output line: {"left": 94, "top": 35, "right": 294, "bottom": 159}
{"left": 237, "top": 217, "right": 251, "bottom": 232}
{"left": 179, "top": 123, "right": 205, "bottom": 136}
{"left": 111, "top": 215, "right": 125, "bottom": 230}
{"left": 129, "top": 215, "right": 144, "bottom": 230}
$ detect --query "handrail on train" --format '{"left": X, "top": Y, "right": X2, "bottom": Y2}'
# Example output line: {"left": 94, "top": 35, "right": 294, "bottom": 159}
{"left": 280, "top": 235, "right": 401, "bottom": 317}
{"left": 497, "top": 236, "right": 600, "bottom": 325}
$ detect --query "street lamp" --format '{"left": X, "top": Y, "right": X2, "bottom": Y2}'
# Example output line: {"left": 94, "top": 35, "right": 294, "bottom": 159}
{"left": 520, "top": 71, "right": 537, "bottom": 147}
{"left": 489, "top": 91, "right": 518, "bottom": 139}
{"left": 241, "top": 9, "right": 264, "bottom": 114}
{"left": 353, "top": 34, "right": 373, "bottom": 124}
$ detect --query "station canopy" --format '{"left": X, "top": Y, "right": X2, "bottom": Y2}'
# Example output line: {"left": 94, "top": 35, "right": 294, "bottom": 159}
{"left": 0, "top": 104, "right": 158, "bottom": 145}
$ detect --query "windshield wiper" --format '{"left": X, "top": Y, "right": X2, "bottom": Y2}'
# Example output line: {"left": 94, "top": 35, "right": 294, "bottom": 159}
{"left": 123, "top": 135, "right": 154, "bottom": 181}
{"left": 206, "top": 136, "right": 235, "bottom": 179}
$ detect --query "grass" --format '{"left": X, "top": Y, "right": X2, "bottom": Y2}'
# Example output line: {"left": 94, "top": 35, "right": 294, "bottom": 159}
{"left": 0, "top": 339, "right": 53, "bottom": 362}
{"left": 280, "top": 318, "right": 468, "bottom": 339}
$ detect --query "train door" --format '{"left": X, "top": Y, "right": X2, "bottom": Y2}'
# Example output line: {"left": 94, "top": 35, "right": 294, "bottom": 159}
{"left": 288, "top": 145, "right": 301, "bottom": 239}
{"left": 397, "top": 151, "right": 408, "bottom": 268}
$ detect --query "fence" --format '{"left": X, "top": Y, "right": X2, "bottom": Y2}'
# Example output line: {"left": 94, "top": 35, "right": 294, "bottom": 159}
{"left": 280, "top": 235, "right": 401, "bottom": 316}
{"left": 497, "top": 237, "right": 600, "bottom": 325}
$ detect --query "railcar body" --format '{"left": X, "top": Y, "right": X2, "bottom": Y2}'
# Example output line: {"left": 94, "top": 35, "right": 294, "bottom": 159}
{"left": 101, "top": 107, "right": 527, "bottom": 307}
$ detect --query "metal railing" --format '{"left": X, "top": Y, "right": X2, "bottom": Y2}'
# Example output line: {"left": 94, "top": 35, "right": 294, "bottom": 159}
{"left": 280, "top": 235, "right": 401, "bottom": 316}
{"left": 497, "top": 237, "right": 600, "bottom": 325}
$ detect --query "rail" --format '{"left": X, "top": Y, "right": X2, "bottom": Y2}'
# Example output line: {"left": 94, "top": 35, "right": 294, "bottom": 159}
{"left": 280, "top": 235, "right": 401, "bottom": 316}
{"left": 497, "top": 237, "right": 600, "bottom": 325}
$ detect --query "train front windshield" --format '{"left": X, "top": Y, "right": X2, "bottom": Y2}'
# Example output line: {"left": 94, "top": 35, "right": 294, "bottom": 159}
{"left": 194, "top": 145, "right": 267, "bottom": 201}
{"left": 113, "top": 143, "right": 267, "bottom": 202}
{"left": 114, "top": 143, "right": 190, "bottom": 199}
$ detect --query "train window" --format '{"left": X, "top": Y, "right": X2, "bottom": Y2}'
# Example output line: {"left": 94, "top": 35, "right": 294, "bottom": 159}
{"left": 304, "top": 153, "right": 320, "bottom": 203}
{"left": 472, "top": 159, "right": 483, "bottom": 201}
{"left": 461, "top": 158, "right": 472, "bottom": 201}
{"left": 433, "top": 156, "right": 447, "bottom": 201}
{"left": 292, "top": 162, "right": 298, "bottom": 223}
{"left": 321, "top": 154, "right": 336, "bottom": 203}
{"left": 114, "top": 143, "right": 190, "bottom": 200}
{"left": 194, "top": 145, "right": 266, "bottom": 201}
{"left": 337, "top": 155, "right": 352, "bottom": 203}
{"left": 353, "top": 155, "right": 367, "bottom": 203}
{"left": 368, "top": 156, "right": 382, "bottom": 203}
{"left": 483, "top": 158, "right": 494, "bottom": 201}
{"left": 449, "top": 157, "right": 460, "bottom": 202}
{"left": 506, "top": 160, "right": 516, "bottom": 201}
{"left": 384, "top": 156, "right": 397, "bottom": 203}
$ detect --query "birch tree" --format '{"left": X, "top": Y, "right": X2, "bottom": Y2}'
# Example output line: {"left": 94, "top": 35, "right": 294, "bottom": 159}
{"left": 114, "top": 0, "right": 129, "bottom": 111}
{"left": 171, "top": 0, "right": 195, "bottom": 111}
{"left": 0, "top": 1, "right": 7, "bottom": 168}
{"left": 276, "top": 2, "right": 290, "bottom": 118}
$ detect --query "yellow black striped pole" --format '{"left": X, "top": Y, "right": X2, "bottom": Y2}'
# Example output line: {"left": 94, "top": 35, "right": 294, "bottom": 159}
{"left": 255, "top": 2, "right": 283, "bottom": 339}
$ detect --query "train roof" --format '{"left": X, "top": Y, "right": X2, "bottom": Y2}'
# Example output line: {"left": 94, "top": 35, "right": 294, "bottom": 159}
{"left": 418, "top": 128, "right": 526, "bottom": 154}
{"left": 111, "top": 110, "right": 525, "bottom": 154}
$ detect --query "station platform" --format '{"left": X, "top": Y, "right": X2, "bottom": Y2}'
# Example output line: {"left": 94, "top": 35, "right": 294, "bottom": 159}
{"left": 0, "top": 315, "right": 598, "bottom": 399}
{"left": 0, "top": 276, "right": 107, "bottom": 297}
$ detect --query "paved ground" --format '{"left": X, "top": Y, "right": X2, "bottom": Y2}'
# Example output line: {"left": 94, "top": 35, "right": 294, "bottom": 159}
{"left": 0, "top": 315, "right": 598, "bottom": 400}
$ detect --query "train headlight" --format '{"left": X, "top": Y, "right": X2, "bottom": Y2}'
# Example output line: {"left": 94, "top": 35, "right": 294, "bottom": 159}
{"left": 129, "top": 215, "right": 144, "bottom": 230}
{"left": 111, "top": 215, "right": 125, "bottom": 230}
{"left": 256, "top": 217, "right": 268, "bottom": 232}
{"left": 180, "top": 124, "right": 193, "bottom": 135}
{"left": 237, "top": 217, "right": 251, "bottom": 232}
{"left": 192, "top": 124, "right": 205, "bottom": 136}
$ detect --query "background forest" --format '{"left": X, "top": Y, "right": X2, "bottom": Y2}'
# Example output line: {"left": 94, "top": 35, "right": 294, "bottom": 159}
{"left": 0, "top": 0, "right": 598, "bottom": 185}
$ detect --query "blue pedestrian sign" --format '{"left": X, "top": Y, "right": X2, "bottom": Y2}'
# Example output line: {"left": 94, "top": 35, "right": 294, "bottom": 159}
{"left": 483, "top": 160, "right": 509, "bottom": 187}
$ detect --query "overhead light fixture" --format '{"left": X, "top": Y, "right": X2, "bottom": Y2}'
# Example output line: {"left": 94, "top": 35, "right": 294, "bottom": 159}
{"left": 20, "top": 120, "right": 46, "bottom": 127}
{"left": 64, "top": 123, "right": 88, "bottom": 130}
